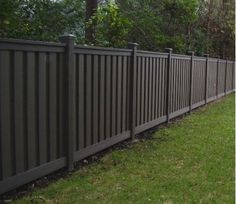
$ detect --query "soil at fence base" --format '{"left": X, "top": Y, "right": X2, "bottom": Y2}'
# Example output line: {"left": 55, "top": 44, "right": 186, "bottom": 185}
{"left": 0, "top": 98, "right": 224, "bottom": 202}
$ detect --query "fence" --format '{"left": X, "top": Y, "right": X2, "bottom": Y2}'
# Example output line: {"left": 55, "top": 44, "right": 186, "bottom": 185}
{"left": 0, "top": 35, "right": 235, "bottom": 195}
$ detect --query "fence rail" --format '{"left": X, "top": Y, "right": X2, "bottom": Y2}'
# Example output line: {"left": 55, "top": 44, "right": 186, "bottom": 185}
{"left": 0, "top": 35, "right": 235, "bottom": 195}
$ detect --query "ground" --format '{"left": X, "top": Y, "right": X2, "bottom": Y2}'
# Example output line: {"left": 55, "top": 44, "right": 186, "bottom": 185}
{"left": 14, "top": 94, "right": 235, "bottom": 204}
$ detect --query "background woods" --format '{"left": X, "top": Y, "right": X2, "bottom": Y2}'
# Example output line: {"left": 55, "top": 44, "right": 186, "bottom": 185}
{"left": 0, "top": 0, "right": 234, "bottom": 58}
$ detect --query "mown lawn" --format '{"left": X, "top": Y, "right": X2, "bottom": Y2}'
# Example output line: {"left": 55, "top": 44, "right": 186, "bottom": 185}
{"left": 14, "top": 94, "right": 235, "bottom": 204}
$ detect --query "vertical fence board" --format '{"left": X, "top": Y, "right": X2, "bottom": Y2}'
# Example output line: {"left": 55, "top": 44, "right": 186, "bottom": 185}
{"left": 14, "top": 51, "right": 25, "bottom": 173}
{"left": 155, "top": 58, "right": 159, "bottom": 118}
{"left": 232, "top": 63, "right": 235, "bottom": 91}
{"left": 58, "top": 53, "right": 65, "bottom": 157}
{"left": 116, "top": 56, "right": 122, "bottom": 134}
{"left": 99, "top": 55, "right": 105, "bottom": 141}
{"left": 0, "top": 51, "right": 13, "bottom": 178}
{"left": 93, "top": 55, "right": 99, "bottom": 144}
{"left": 178, "top": 60, "right": 181, "bottom": 110}
{"left": 105, "top": 56, "right": 111, "bottom": 138}
{"left": 172, "top": 59, "right": 176, "bottom": 111}
{"left": 152, "top": 58, "right": 156, "bottom": 120}
{"left": 141, "top": 57, "right": 145, "bottom": 124}
{"left": 176, "top": 60, "right": 180, "bottom": 111}
{"left": 85, "top": 55, "right": 92, "bottom": 146}
{"left": 158, "top": 58, "right": 162, "bottom": 118}
{"left": 161, "top": 59, "right": 165, "bottom": 116}
{"left": 49, "top": 53, "right": 57, "bottom": 161}
{"left": 126, "top": 57, "right": 130, "bottom": 131}
{"left": 27, "top": 52, "right": 37, "bottom": 169}
{"left": 111, "top": 56, "right": 117, "bottom": 137}
{"left": 136, "top": 57, "right": 141, "bottom": 126}
{"left": 121, "top": 57, "right": 127, "bottom": 132}
{"left": 180, "top": 60, "right": 184, "bottom": 109}
{"left": 148, "top": 58, "right": 152, "bottom": 122}
{"left": 183, "top": 60, "right": 186, "bottom": 108}
{"left": 144, "top": 57, "right": 148, "bottom": 123}
{"left": 78, "top": 54, "right": 84, "bottom": 149}
{"left": 38, "top": 53, "right": 48, "bottom": 164}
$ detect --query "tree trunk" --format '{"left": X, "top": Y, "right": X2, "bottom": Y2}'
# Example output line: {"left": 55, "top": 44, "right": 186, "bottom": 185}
{"left": 85, "top": 0, "right": 98, "bottom": 44}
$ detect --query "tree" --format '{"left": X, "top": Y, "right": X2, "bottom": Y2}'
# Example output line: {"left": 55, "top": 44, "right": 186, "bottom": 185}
{"left": 117, "top": 0, "right": 199, "bottom": 53}
{"left": 85, "top": 0, "right": 98, "bottom": 43}
{"left": 0, "top": 0, "right": 234, "bottom": 58}
{"left": 0, "top": 0, "right": 85, "bottom": 43}
{"left": 87, "top": 1, "right": 132, "bottom": 47}
{"left": 196, "top": 0, "right": 235, "bottom": 58}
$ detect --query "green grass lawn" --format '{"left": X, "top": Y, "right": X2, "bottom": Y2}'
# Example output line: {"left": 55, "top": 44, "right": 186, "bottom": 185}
{"left": 14, "top": 94, "right": 235, "bottom": 204}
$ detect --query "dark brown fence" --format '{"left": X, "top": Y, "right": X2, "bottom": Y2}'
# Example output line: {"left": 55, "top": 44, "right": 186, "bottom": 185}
{"left": 0, "top": 36, "right": 235, "bottom": 195}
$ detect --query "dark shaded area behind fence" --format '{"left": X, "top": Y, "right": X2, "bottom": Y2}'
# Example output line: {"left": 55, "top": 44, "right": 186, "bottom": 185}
{"left": 0, "top": 36, "right": 235, "bottom": 195}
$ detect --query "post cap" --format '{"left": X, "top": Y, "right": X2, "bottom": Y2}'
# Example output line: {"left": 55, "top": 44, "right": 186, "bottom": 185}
{"left": 128, "top": 42, "right": 139, "bottom": 49}
{"left": 165, "top": 48, "right": 173, "bottom": 53}
{"left": 59, "top": 34, "right": 76, "bottom": 42}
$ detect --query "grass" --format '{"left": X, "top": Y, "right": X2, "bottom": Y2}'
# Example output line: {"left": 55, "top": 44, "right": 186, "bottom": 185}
{"left": 14, "top": 94, "right": 235, "bottom": 204}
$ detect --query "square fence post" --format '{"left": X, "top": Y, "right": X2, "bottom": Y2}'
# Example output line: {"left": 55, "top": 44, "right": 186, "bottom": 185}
{"left": 187, "top": 51, "right": 194, "bottom": 113}
{"left": 165, "top": 48, "right": 172, "bottom": 123}
{"left": 224, "top": 58, "right": 228, "bottom": 95}
{"left": 204, "top": 54, "right": 209, "bottom": 104}
{"left": 216, "top": 56, "right": 220, "bottom": 98}
{"left": 59, "top": 34, "right": 76, "bottom": 171}
{"left": 128, "top": 42, "right": 138, "bottom": 140}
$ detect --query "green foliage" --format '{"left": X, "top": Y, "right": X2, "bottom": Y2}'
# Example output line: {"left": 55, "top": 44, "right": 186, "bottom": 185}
{"left": 0, "top": 0, "right": 85, "bottom": 43}
{"left": 0, "top": 0, "right": 20, "bottom": 37}
{"left": 117, "top": 0, "right": 199, "bottom": 53}
{"left": 87, "top": 2, "right": 132, "bottom": 47}
{"left": 0, "top": 0, "right": 234, "bottom": 58}
{"left": 198, "top": 0, "right": 235, "bottom": 58}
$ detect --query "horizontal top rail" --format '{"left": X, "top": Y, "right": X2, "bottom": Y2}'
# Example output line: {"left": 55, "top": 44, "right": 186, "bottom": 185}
{"left": 194, "top": 56, "right": 207, "bottom": 61}
{"left": 137, "top": 50, "right": 168, "bottom": 58}
{"left": 74, "top": 45, "right": 132, "bottom": 56}
{"left": 219, "top": 59, "right": 227, "bottom": 63}
{"left": 172, "top": 54, "right": 191, "bottom": 60}
{"left": 0, "top": 38, "right": 65, "bottom": 52}
{"left": 0, "top": 37, "right": 234, "bottom": 62}
{"left": 208, "top": 58, "right": 218, "bottom": 62}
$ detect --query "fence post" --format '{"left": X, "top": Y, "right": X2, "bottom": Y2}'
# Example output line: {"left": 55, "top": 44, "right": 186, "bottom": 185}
{"left": 224, "top": 58, "right": 228, "bottom": 95}
{"left": 204, "top": 54, "right": 209, "bottom": 104}
{"left": 59, "top": 34, "right": 76, "bottom": 171}
{"left": 128, "top": 42, "right": 138, "bottom": 140}
{"left": 165, "top": 48, "right": 172, "bottom": 123}
{"left": 187, "top": 51, "right": 194, "bottom": 113}
{"left": 216, "top": 56, "right": 220, "bottom": 98}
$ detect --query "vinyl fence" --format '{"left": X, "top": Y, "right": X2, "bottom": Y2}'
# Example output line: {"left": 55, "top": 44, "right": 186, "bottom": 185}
{"left": 0, "top": 36, "right": 235, "bottom": 195}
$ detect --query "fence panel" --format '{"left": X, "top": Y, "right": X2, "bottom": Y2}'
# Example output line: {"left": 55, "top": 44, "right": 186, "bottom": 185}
{"left": 73, "top": 47, "right": 131, "bottom": 161}
{"left": 217, "top": 60, "right": 227, "bottom": 97}
{"left": 135, "top": 52, "right": 168, "bottom": 134}
{"left": 226, "top": 61, "right": 234, "bottom": 93}
{"left": 192, "top": 57, "right": 206, "bottom": 108}
{"left": 207, "top": 59, "right": 218, "bottom": 101}
{"left": 0, "top": 38, "right": 234, "bottom": 195}
{"left": 169, "top": 55, "right": 191, "bottom": 118}
{"left": 0, "top": 39, "right": 67, "bottom": 194}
